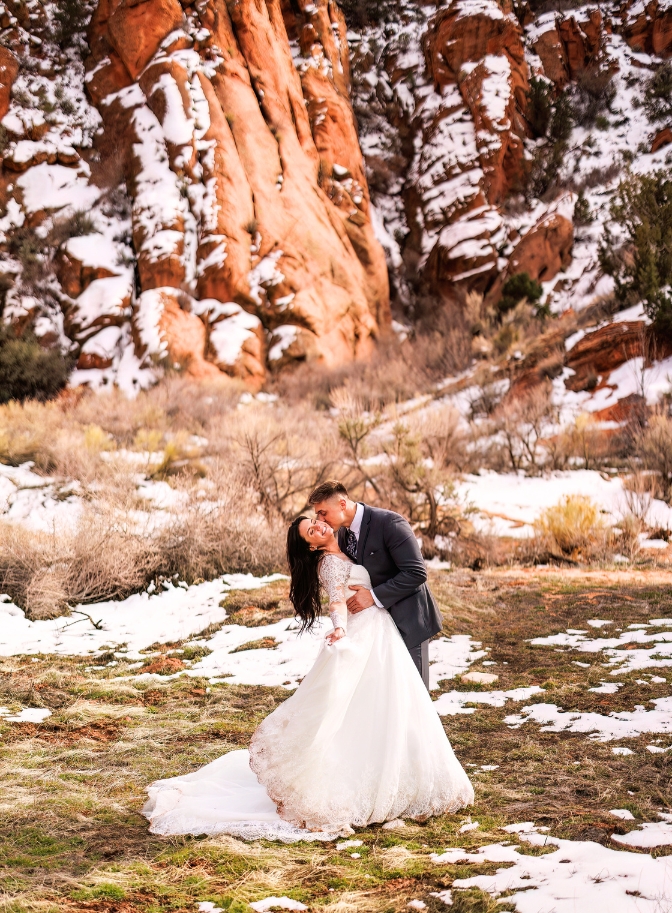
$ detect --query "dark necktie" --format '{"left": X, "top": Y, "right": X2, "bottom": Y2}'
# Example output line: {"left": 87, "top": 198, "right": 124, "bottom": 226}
{"left": 344, "top": 528, "right": 358, "bottom": 561}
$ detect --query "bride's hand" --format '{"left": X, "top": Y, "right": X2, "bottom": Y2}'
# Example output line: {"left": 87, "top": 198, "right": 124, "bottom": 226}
{"left": 326, "top": 627, "right": 345, "bottom": 645}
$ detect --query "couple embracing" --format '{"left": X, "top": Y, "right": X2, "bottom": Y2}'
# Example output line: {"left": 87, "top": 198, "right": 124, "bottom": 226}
{"left": 144, "top": 482, "right": 473, "bottom": 840}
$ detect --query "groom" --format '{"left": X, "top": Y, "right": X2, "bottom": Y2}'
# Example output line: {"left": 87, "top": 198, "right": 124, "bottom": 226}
{"left": 308, "top": 480, "right": 443, "bottom": 688}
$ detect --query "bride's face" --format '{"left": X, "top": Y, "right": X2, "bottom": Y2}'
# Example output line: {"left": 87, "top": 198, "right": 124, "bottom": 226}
{"left": 299, "top": 518, "right": 334, "bottom": 550}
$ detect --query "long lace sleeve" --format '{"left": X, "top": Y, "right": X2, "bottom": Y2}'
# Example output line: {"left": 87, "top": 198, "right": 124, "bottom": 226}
{"left": 318, "top": 556, "right": 351, "bottom": 633}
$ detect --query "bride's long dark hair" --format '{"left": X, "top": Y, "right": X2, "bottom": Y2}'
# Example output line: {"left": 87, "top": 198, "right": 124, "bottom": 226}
{"left": 287, "top": 515, "right": 323, "bottom": 633}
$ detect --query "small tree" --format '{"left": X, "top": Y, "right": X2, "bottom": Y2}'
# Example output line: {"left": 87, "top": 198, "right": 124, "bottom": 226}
{"left": 573, "top": 190, "right": 593, "bottom": 226}
{"left": 644, "top": 62, "right": 672, "bottom": 124}
{"left": 600, "top": 171, "right": 672, "bottom": 333}
{"left": 498, "top": 272, "right": 544, "bottom": 316}
{"left": 528, "top": 77, "right": 552, "bottom": 138}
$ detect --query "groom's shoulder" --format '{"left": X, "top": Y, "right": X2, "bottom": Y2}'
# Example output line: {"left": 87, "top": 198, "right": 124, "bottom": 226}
{"left": 365, "top": 504, "right": 411, "bottom": 526}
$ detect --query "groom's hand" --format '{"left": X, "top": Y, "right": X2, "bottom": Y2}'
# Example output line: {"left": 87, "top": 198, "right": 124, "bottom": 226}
{"left": 347, "top": 585, "right": 374, "bottom": 613}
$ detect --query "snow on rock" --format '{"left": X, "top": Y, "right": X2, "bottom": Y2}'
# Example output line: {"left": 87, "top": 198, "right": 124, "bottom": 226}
{"left": 432, "top": 823, "right": 672, "bottom": 912}
{"left": 504, "top": 697, "right": 672, "bottom": 742}
{"left": 16, "top": 163, "right": 100, "bottom": 214}
{"left": 72, "top": 276, "right": 133, "bottom": 333}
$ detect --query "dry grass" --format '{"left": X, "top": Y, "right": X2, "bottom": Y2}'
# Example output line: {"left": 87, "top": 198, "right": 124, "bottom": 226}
{"left": 535, "top": 495, "right": 607, "bottom": 559}
{"left": 1, "top": 570, "right": 671, "bottom": 911}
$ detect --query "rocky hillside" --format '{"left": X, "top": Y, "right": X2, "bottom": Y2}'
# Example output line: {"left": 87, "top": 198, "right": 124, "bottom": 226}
{"left": 0, "top": 0, "right": 671, "bottom": 398}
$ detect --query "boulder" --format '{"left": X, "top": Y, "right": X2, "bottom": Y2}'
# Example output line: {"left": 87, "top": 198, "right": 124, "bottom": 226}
{"left": 557, "top": 10, "right": 604, "bottom": 79}
{"left": 485, "top": 212, "right": 573, "bottom": 310}
{"left": 507, "top": 213, "right": 574, "bottom": 283}
{"left": 426, "top": 208, "right": 503, "bottom": 295}
{"left": 534, "top": 22, "right": 570, "bottom": 86}
{"left": 622, "top": 0, "right": 672, "bottom": 55}
{"left": 194, "top": 299, "right": 266, "bottom": 389}
{"left": 564, "top": 320, "right": 648, "bottom": 392}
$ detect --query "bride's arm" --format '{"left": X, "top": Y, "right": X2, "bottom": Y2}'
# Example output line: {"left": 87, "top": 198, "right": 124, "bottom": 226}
{"left": 319, "top": 557, "right": 348, "bottom": 644}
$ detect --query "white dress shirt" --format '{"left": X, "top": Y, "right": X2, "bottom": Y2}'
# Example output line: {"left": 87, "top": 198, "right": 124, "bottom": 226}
{"left": 348, "top": 503, "right": 383, "bottom": 608}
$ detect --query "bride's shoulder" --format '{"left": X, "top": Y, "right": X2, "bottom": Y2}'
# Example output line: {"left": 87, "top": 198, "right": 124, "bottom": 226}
{"left": 318, "top": 553, "right": 352, "bottom": 577}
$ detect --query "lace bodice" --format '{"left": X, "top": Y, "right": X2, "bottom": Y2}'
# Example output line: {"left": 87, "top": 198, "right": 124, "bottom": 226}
{"left": 319, "top": 555, "right": 372, "bottom": 633}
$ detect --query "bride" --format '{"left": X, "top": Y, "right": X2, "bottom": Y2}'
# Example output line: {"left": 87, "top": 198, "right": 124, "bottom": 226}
{"left": 143, "top": 517, "right": 474, "bottom": 840}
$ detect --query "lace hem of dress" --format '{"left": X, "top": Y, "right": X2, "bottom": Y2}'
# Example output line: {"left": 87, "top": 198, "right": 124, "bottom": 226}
{"left": 147, "top": 816, "right": 339, "bottom": 842}
{"left": 248, "top": 733, "right": 473, "bottom": 835}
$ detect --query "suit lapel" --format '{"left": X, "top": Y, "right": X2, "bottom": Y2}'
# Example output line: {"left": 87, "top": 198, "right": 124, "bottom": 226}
{"left": 337, "top": 526, "right": 347, "bottom": 553}
{"left": 356, "top": 504, "right": 372, "bottom": 564}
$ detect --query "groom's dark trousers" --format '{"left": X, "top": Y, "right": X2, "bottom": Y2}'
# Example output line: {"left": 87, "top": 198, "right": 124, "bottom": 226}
{"left": 339, "top": 505, "right": 442, "bottom": 689}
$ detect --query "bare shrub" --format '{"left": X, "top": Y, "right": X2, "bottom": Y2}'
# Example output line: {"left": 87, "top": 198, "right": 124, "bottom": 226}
{"left": 546, "top": 413, "right": 614, "bottom": 471}
{"left": 0, "top": 466, "right": 284, "bottom": 618}
{"left": 273, "top": 316, "right": 471, "bottom": 411}
{"left": 408, "top": 402, "right": 465, "bottom": 471}
{"left": 613, "top": 512, "right": 643, "bottom": 561}
{"left": 535, "top": 495, "right": 607, "bottom": 558}
{"left": 636, "top": 411, "right": 672, "bottom": 502}
{"left": 573, "top": 66, "right": 616, "bottom": 127}
{"left": 156, "top": 463, "right": 285, "bottom": 579}
{"left": 222, "top": 405, "right": 343, "bottom": 521}
{"left": 622, "top": 470, "right": 658, "bottom": 523}
{"left": 494, "top": 383, "right": 558, "bottom": 473}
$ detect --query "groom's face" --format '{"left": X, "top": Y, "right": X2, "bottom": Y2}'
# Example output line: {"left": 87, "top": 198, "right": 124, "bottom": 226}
{"left": 313, "top": 495, "right": 348, "bottom": 530}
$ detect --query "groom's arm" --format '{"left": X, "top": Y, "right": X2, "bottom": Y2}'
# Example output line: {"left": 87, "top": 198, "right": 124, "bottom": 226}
{"left": 371, "top": 513, "right": 427, "bottom": 608}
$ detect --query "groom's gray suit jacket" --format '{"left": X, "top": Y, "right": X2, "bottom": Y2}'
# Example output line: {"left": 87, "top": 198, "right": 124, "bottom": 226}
{"left": 338, "top": 504, "right": 443, "bottom": 650}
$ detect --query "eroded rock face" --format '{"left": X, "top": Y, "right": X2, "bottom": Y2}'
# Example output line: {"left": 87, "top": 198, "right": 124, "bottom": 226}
{"left": 0, "top": 46, "right": 18, "bottom": 120}
{"left": 0, "top": 0, "right": 388, "bottom": 391}
{"left": 424, "top": 0, "right": 529, "bottom": 205}
{"left": 621, "top": 0, "right": 672, "bottom": 56}
{"left": 533, "top": 10, "right": 605, "bottom": 86}
{"left": 85, "top": 0, "right": 389, "bottom": 386}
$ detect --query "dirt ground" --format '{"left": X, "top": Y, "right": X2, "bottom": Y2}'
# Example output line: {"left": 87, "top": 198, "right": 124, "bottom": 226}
{"left": 1, "top": 568, "right": 671, "bottom": 912}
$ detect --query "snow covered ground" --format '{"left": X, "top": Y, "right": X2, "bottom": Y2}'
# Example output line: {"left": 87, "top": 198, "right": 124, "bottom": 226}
{"left": 531, "top": 620, "right": 672, "bottom": 674}
{"left": 0, "top": 572, "right": 484, "bottom": 691}
{"left": 431, "top": 821, "right": 672, "bottom": 911}
{"left": 457, "top": 469, "right": 672, "bottom": 539}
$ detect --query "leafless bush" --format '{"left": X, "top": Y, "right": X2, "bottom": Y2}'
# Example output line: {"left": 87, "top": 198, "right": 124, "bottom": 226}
{"left": 0, "top": 463, "right": 285, "bottom": 618}
{"left": 220, "top": 405, "right": 344, "bottom": 521}
{"left": 273, "top": 316, "right": 471, "bottom": 411}
{"left": 635, "top": 410, "right": 672, "bottom": 503}
{"left": 493, "top": 383, "right": 558, "bottom": 473}
{"left": 378, "top": 421, "right": 461, "bottom": 539}
{"left": 570, "top": 162, "right": 622, "bottom": 192}
{"left": 0, "top": 504, "right": 163, "bottom": 619}
{"left": 546, "top": 412, "right": 616, "bottom": 472}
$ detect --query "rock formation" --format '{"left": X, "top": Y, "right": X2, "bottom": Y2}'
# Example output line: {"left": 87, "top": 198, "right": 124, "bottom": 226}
{"left": 0, "top": 0, "right": 389, "bottom": 390}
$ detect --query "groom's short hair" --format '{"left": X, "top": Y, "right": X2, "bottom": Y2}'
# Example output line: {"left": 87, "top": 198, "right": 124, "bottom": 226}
{"left": 308, "top": 480, "right": 349, "bottom": 504}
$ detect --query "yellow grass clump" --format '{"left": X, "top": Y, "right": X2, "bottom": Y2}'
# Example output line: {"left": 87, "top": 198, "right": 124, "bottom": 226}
{"left": 535, "top": 495, "right": 606, "bottom": 557}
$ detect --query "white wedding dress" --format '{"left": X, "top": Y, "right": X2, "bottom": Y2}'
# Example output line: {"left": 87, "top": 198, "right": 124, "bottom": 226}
{"left": 143, "top": 556, "right": 474, "bottom": 840}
